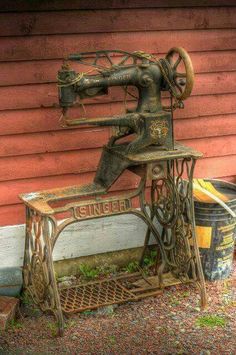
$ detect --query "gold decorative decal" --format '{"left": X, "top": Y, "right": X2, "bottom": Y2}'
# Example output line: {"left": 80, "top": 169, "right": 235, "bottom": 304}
{"left": 150, "top": 120, "right": 169, "bottom": 140}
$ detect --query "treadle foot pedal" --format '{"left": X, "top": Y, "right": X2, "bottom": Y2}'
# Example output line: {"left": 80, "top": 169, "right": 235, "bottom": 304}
{"left": 59, "top": 271, "right": 182, "bottom": 314}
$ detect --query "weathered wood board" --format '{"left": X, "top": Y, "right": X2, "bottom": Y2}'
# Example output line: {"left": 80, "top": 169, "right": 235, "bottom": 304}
{"left": 0, "top": 3, "right": 235, "bottom": 227}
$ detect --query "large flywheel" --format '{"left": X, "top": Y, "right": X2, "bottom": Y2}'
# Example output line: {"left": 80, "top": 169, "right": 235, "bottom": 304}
{"left": 165, "top": 47, "right": 194, "bottom": 100}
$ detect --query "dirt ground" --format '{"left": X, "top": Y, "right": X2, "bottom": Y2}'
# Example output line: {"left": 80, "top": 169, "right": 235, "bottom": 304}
{"left": 0, "top": 261, "right": 235, "bottom": 355}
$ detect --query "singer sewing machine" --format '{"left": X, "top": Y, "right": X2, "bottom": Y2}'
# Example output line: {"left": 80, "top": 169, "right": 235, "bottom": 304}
{"left": 57, "top": 48, "right": 194, "bottom": 189}
{"left": 20, "top": 48, "right": 206, "bottom": 336}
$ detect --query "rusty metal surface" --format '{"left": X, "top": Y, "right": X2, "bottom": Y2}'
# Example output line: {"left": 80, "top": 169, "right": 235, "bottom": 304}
{"left": 58, "top": 48, "right": 194, "bottom": 154}
{"left": 19, "top": 143, "right": 202, "bottom": 215}
{"left": 59, "top": 271, "right": 184, "bottom": 314}
{"left": 108, "top": 141, "right": 202, "bottom": 163}
{"left": 60, "top": 279, "right": 137, "bottom": 314}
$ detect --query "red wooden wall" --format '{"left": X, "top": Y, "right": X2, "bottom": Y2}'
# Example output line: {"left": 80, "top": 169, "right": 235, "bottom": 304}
{"left": 0, "top": 1, "right": 236, "bottom": 226}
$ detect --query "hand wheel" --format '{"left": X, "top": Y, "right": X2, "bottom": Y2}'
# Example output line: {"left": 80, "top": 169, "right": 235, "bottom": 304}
{"left": 166, "top": 47, "right": 194, "bottom": 100}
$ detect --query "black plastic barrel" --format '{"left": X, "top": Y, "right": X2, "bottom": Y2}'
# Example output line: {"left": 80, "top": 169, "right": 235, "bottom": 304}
{"left": 194, "top": 180, "right": 236, "bottom": 281}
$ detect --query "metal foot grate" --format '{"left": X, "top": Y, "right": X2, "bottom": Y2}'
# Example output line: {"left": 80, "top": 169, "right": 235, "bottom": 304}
{"left": 59, "top": 279, "right": 137, "bottom": 314}
{"left": 59, "top": 272, "right": 182, "bottom": 314}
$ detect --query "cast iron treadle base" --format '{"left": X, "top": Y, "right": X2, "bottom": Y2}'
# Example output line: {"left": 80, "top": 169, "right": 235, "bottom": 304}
{"left": 20, "top": 143, "right": 207, "bottom": 336}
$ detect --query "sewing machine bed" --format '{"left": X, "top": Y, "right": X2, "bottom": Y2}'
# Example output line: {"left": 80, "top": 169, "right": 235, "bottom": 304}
{"left": 112, "top": 141, "right": 202, "bottom": 163}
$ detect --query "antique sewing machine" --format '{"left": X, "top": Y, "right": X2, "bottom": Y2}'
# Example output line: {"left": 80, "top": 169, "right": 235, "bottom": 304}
{"left": 57, "top": 48, "right": 195, "bottom": 190}
{"left": 20, "top": 48, "right": 206, "bottom": 336}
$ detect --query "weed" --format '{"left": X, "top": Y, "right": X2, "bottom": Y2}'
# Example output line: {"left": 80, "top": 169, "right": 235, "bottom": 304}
{"left": 82, "top": 310, "right": 95, "bottom": 316}
{"left": 20, "top": 292, "right": 33, "bottom": 306}
{"left": 20, "top": 291, "right": 42, "bottom": 318}
{"left": 143, "top": 250, "right": 157, "bottom": 268}
{"left": 168, "top": 295, "right": 180, "bottom": 306}
{"left": 195, "top": 315, "right": 226, "bottom": 328}
{"left": 47, "top": 322, "right": 58, "bottom": 337}
{"left": 123, "top": 261, "right": 139, "bottom": 273}
{"left": 79, "top": 264, "right": 99, "bottom": 280}
{"left": 171, "top": 299, "right": 180, "bottom": 306}
{"left": 68, "top": 250, "right": 157, "bottom": 283}
{"left": 30, "top": 307, "right": 41, "bottom": 317}
{"left": 109, "top": 335, "right": 116, "bottom": 345}
{"left": 182, "top": 291, "right": 190, "bottom": 298}
{"left": 121, "top": 250, "right": 158, "bottom": 274}
{"left": 7, "top": 319, "right": 23, "bottom": 330}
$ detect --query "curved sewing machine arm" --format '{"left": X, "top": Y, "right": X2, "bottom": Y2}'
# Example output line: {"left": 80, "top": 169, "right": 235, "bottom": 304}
{"left": 58, "top": 48, "right": 193, "bottom": 113}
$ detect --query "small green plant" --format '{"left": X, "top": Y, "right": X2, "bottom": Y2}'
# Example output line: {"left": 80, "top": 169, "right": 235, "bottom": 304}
{"left": 20, "top": 291, "right": 42, "bottom": 317}
{"left": 143, "top": 250, "right": 157, "bottom": 268}
{"left": 82, "top": 310, "right": 95, "bottom": 316}
{"left": 171, "top": 299, "right": 180, "bottom": 306}
{"left": 109, "top": 335, "right": 116, "bottom": 345}
{"left": 47, "top": 322, "right": 58, "bottom": 337}
{"left": 20, "top": 292, "right": 33, "bottom": 306}
{"left": 79, "top": 264, "right": 99, "bottom": 280}
{"left": 26, "top": 306, "right": 41, "bottom": 318}
{"left": 123, "top": 261, "right": 139, "bottom": 273}
{"left": 7, "top": 319, "right": 23, "bottom": 330}
{"left": 182, "top": 291, "right": 190, "bottom": 298}
{"left": 195, "top": 315, "right": 226, "bottom": 328}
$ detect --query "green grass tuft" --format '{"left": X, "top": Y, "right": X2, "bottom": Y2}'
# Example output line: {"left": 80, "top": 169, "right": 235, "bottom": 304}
{"left": 123, "top": 261, "right": 139, "bottom": 273}
{"left": 47, "top": 322, "right": 58, "bottom": 337}
{"left": 79, "top": 264, "right": 99, "bottom": 280}
{"left": 7, "top": 319, "right": 23, "bottom": 330}
{"left": 195, "top": 315, "right": 226, "bottom": 328}
{"left": 143, "top": 250, "right": 157, "bottom": 268}
{"left": 20, "top": 292, "right": 33, "bottom": 306}
{"left": 109, "top": 335, "right": 117, "bottom": 345}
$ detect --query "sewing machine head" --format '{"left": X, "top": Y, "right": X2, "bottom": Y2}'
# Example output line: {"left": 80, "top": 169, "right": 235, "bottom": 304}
{"left": 57, "top": 48, "right": 194, "bottom": 153}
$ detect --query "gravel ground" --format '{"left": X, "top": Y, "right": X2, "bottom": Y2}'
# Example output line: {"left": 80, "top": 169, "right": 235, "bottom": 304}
{"left": 0, "top": 261, "right": 235, "bottom": 355}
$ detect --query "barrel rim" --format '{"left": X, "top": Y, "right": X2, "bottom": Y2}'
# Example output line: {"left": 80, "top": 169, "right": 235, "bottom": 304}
{"left": 194, "top": 178, "right": 236, "bottom": 208}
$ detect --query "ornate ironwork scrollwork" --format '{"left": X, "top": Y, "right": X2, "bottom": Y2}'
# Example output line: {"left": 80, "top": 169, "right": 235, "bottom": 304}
{"left": 23, "top": 209, "right": 61, "bottom": 317}
{"left": 146, "top": 157, "right": 203, "bottom": 284}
